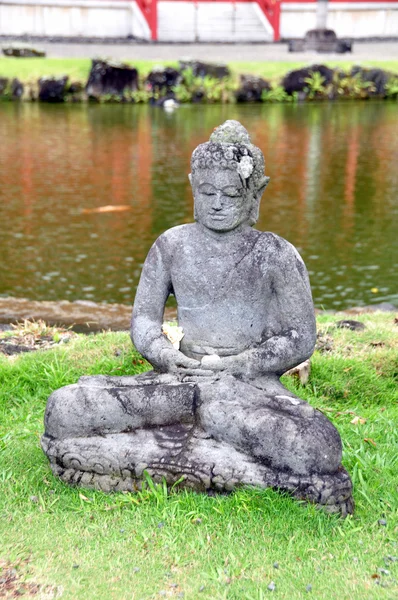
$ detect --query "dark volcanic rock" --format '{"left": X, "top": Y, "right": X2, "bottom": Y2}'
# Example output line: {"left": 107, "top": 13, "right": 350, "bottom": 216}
{"left": 2, "top": 45, "right": 45, "bottom": 58}
{"left": 350, "top": 66, "right": 390, "bottom": 96}
{"left": 192, "top": 90, "right": 205, "bottom": 103}
{"left": 86, "top": 59, "right": 139, "bottom": 100}
{"left": 282, "top": 65, "right": 335, "bottom": 95}
{"left": 10, "top": 78, "right": 23, "bottom": 100}
{"left": 68, "top": 81, "right": 84, "bottom": 94}
{"left": 0, "top": 343, "right": 34, "bottom": 355}
{"left": 179, "top": 60, "right": 230, "bottom": 80}
{"left": 236, "top": 75, "right": 271, "bottom": 102}
{"left": 336, "top": 319, "right": 366, "bottom": 331}
{"left": 146, "top": 67, "right": 181, "bottom": 92}
{"left": 38, "top": 76, "right": 69, "bottom": 102}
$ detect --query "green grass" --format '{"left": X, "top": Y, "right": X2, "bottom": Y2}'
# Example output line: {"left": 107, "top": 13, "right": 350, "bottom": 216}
{"left": 0, "top": 57, "right": 92, "bottom": 83}
{"left": 0, "top": 58, "right": 175, "bottom": 85}
{"left": 0, "top": 57, "right": 397, "bottom": 85}
{"left": 0, "top": 313, "right": 397, "bottom": 599}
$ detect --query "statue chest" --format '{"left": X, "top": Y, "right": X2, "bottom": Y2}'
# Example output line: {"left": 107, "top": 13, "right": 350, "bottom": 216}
{"left": 170, "top": 242, "right": 272, "bottom": 317}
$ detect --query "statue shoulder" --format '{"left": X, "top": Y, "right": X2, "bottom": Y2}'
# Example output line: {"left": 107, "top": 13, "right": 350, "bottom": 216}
{"left": 255, "top": 231, "right": 305, "bottom": 268}
{"left": 152, "top": 224, "right": 195, "bottom": 250}
{"left": 159, "top": 223, "right": 196, "bottom": 243}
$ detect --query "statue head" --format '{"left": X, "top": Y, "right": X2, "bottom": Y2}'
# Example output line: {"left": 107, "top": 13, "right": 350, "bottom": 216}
{"left": 189, "top": 120, "right": 269, "bottom": 232}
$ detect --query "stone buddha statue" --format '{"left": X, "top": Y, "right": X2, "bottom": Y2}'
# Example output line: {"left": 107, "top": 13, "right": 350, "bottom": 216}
{"left": 42, "top": 120, "right": 353, "bottom": 515}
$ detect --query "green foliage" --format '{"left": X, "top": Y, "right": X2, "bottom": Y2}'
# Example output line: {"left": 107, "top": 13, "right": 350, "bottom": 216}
{"left": 0, "top": 80, "right": 11, "bottom": 101}
{"left": 304, "top": 71, "right": 328, "bottom": 100}
{"left": 336, "top": 73, "right": 376, "bottom": 99}
{"left": 385, "top": 77, "right": 398, "bottom": 99}
{"left": 201, "top": 75, "right": 223, "bottom": 103}
{"left": 172, "top": 68, "right": 236, "bottom": 104}
{"left": 261, "top": 85, "right": 297, "bottom": 103}
{"left": 129, "top": 88, "right": 153, "bottom": 103}
{"left": 172, "top": 83, "right": 193, "bottom": 103}
{"left": 181, "top": 65, "right": 195, "bottom": 89}
{"left": 93, "top": 88, "right": 154, "bottom": 104}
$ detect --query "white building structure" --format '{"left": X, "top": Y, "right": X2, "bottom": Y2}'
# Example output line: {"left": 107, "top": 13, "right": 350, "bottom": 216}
{"left": 0, "top": 0, "right": 397, "bottom": 41}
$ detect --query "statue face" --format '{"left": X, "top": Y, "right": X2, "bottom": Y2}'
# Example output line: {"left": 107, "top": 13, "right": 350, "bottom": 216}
{"left": 191, "top": 168, "right": 254, "bottom": 232}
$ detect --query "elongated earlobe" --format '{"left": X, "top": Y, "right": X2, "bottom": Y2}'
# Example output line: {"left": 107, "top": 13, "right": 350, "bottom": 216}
{"left": 257, "top": 176, "right": 270, "bottom": 198}
{"left": 248, "top": 176, "right": 269, "bottom": 226}
{"left": 190, "top": 174, "right": 198, "bottom": 220}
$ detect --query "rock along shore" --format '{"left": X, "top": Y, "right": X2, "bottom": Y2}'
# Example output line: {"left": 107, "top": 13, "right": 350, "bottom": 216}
{"left": 0, "top": 58, "right": 397, "bottom": 104}
{"left": 0, "top": 296, "right": 395, "bottom": 333}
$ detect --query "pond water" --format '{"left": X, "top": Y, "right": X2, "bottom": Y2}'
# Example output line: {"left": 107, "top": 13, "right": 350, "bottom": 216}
{"left": 0, "top": 102, "right": 397, "bottom": 310}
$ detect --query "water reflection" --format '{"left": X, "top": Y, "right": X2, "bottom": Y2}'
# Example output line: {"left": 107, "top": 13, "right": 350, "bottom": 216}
{"left": 0, "top": 102, "right": 397, "bottom": 309}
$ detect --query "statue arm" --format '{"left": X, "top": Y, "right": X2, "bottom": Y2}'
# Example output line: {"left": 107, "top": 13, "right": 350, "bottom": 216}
{"left": 131, "top": 236, "right": 201, "bottom": 373}
{"left": 248, "top": 247, "right": 316, "bottom": 375}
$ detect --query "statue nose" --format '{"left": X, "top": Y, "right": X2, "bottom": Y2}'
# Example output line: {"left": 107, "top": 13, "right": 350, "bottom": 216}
{"left": 211, "top": 192, "right": 223, "bottom": 210}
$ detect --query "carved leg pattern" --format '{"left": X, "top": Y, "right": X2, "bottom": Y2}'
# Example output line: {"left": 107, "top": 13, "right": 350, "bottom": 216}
{"left": 41, "top": 426, "right": 354, "bottom": 516}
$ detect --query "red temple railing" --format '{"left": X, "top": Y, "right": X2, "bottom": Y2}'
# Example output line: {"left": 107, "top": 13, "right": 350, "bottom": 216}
{"left": 257, "top": 0, "right": 281, "bottom": 41}
{"left": 136, "top": 0, "right": 158, "bottom": 40}
{"left": 132, "top": 0, "right": 394, "bottom": 44}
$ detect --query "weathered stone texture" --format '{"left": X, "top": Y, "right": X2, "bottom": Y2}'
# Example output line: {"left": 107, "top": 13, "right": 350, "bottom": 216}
{"left": 86, "top": 59, "right": 138, "bottom": 100}
{"left": 179, "top": 60, "right": 230, "bottom": 80}
{"left": 350, "top": 66, "right": 390, "bottom": 96}
{"left": 38, "top": 76, "right": 69, "bottom": 102}
{"left": 236, "top": 75, "right": 271, "bottom": 103}
{"left": 288, "top": 29, "right": 352, "bottom": 54}
{"left": 146, "top": 67, "right": 181, "bottom": 92}
{"left": 2, "top": 45, "right": 45, "bottom": 58}
{"left": 42, "top": 120, "right": 353, "bottom": 515}
{"left": 10, "top": 78, "right": 23, "bottom": 100}
{"left": 282, "top": 65, "right": 335, "bottom": 95}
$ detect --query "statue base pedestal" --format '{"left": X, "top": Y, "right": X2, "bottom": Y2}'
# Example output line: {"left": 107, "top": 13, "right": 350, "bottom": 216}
{"left": 288, "top": 29, "right": 352, "bottom": 54}
{"left": 42, "top": 424, "right": 354, "bottom": 516}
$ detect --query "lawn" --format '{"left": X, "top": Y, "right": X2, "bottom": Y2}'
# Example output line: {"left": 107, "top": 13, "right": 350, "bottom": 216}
{"left": 0, "top": 312, "right": 397, "bottom": 599}
{"left": 0, "top": 57, "right": 397, "bottom": 86}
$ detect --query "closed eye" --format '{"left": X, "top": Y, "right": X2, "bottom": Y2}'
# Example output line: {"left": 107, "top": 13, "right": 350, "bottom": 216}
{"left": 222, "top": 187, "right": 242, "bottom": 197}
{"left": 198, "top": 184, "right": 216, "bottom": 195}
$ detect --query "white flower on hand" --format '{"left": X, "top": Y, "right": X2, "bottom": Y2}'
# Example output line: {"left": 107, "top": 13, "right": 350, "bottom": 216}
{"left": 237, "top": 155, "right": 254, "bottom": 180}
{"left": 162, "top": 322, "right": 184, "bottom": 350}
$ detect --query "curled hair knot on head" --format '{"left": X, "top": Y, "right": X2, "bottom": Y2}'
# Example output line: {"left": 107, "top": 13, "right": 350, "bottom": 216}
{"left": 190, "top": 120, "right": 267, "bottom": 192}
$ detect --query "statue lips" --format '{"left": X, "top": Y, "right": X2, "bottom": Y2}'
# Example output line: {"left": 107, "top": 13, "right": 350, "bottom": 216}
{"left": 209, "top": 211, "right": 228, "bottom": 220}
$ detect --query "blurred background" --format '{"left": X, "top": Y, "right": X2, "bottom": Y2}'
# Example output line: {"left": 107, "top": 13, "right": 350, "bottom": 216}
{"left": 0, "top": 0, "right": 397, "bottom": 316}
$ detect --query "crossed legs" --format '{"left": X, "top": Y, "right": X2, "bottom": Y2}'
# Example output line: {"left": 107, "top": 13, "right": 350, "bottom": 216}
{"left": 44, "top": 372, "right": 342, "bottom": 477}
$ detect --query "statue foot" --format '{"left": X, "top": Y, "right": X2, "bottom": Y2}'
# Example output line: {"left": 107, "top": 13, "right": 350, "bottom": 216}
{"left": 42, "top": 426, "right": 353, "bottom": 516}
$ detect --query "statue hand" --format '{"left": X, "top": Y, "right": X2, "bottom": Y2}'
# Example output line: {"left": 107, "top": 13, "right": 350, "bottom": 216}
{"left": 200, "top": 353, "right": 257, "bottom": 378}
{"left": 210, "top": 351, "right": 258, "bottom": 379}
{"left": 158, "top": 347, "right": 204, "bottom": 374}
